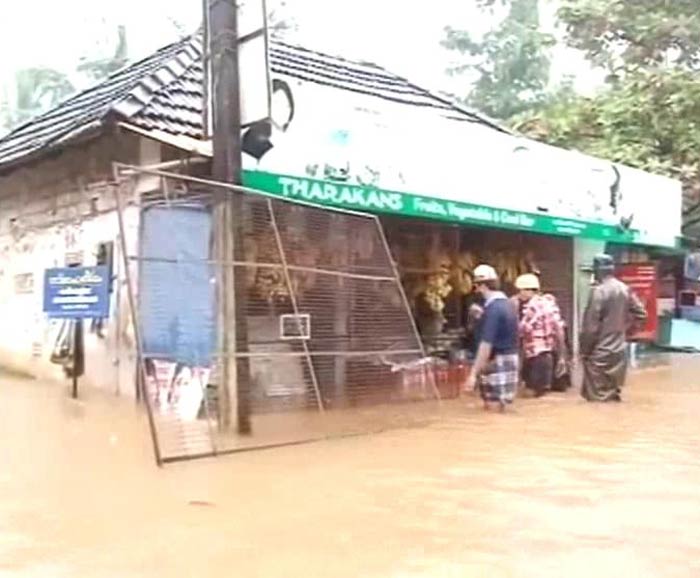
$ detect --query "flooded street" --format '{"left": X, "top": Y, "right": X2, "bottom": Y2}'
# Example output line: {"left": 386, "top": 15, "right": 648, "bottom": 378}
{"left": 2, "top": 358, "right": 700, "bottom": 578}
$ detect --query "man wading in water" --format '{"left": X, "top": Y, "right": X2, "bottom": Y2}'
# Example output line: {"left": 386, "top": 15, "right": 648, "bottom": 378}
{"left": 580, "top": 254, "right": 647, "bottom": 403}
{"left": 515, "top": 273, "right": 565, "bottom": 398}
{"left": 467, "top": 264, "right": 520, "bottom": 412}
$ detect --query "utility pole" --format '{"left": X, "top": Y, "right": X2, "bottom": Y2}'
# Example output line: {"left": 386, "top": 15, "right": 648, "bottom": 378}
{"left": 207, "top": 0, "right": 252, "bottom": 435}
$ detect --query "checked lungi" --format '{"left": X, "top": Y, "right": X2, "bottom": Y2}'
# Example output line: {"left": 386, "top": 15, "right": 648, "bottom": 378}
{"left": 479, "top": 353, "right": 519, "bottom": 405}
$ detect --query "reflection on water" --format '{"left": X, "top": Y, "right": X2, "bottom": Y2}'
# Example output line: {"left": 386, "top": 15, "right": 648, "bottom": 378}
{"left": 1, "top": 356, "right": 700, "bottom": 577}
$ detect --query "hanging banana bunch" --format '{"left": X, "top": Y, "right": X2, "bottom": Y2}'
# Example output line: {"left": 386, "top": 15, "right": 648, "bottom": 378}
{"left": 494, "top": 252, "right": 508, "bottom": 280}
{"left": 518, "top": 253, "right": 530, "bottom": 276}
{"left": 455, "top": 251, "right": 476, "bottom": 272}
{"left": 253, "top": 234, "right": 289, "bottom": 304}
{"left": 450, "top": 251, "right": 475, "bottom": 295}
{"left": 503, "top": 251, "right": 520, "bottom": 285}
{"left": 423, "top": 249, "right": 452, "bottom": 313}
{"left": 524, "top": 250, "right": 541, "bottom": 275}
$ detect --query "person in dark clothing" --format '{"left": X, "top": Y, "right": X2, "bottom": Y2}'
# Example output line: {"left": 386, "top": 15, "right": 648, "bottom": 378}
{"left": 580, "top": 254, "right": 648, "bottom": 402}
{"left": 467, "top": 264, "right": 520, "bottom": 411}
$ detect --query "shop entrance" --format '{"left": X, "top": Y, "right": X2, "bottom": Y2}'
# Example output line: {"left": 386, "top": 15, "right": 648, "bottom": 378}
{"left": 381, "top": 215, "right": 575, "bottom": 365}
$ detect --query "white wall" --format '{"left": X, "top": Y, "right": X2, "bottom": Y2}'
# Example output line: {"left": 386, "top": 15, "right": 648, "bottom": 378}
{"left": 254, "top": 76, "right": 683, "bottom": 248}
{"left": 0, "top": 187, "right": 140, "bottom": 394}
{"left": 0, "top": 134, "right": 157, "bottom": 396}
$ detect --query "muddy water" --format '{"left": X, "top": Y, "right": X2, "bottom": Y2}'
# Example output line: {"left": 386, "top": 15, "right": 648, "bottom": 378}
{"left": 1, "top": 358, "right": 700, "bottom": 578}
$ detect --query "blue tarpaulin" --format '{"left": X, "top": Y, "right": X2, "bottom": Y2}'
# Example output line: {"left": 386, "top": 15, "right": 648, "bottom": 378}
{"left": 139, "top": 206, "right": 215, "bottom": 366}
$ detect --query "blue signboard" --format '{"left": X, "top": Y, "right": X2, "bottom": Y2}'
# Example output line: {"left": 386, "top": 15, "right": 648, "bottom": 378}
{"left": 43, "top": 266, "right": 110, "bottom": 319}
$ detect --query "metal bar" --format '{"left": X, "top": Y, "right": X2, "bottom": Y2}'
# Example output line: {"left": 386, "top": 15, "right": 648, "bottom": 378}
{"left": 112, "top": 164, "right": 380, "bottom": 220}
{"left": 201, "top": 0, "right": 211, "bottom": 140}
{"left": 211, "top": 349, "right": 424, "bottom": 359}
{"left": 261, "top": 0, "right": 272, "bottom": 118}
{"left": 112, "top": 154, "right": 209, "bottom": 175}
{"left": 374, "top": 216, "right": 443, "bottom": 404}
{"left": 161, "top": 175, "right": 172, "bottom": 208}
{"left": 238, "top": 28, "right": 265, "bottom": 44}
{"left": 113, "top": 181, "right": 163, "bottom": 467}
{"left": 160, "top": 428, "right": 394, "bottom": 465}
{"left": 72, "top": 320, "right": 80, "bottom": 399}
{"left": 134, "top": 190, "right": 145, "bottom": 403}
{"left": 160, "top": 435, "right": 337, "bottom": 464}
{"left": 126, "top": 255, "right": 396, "bottom": 282}
{"left": 195, "top": 369, "right": 219, "bottom": 456}
{"left": 266, "top": 198, "right": 325, "bottom": 413}
{"left": 139, "top": 196, "right": 213, "bottom": 210}
{"left": 115, "top": 233, "right": 122, "bottom": 396}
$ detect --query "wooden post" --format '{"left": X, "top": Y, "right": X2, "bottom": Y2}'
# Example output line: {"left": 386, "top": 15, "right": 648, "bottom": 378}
{"left": 208, "top": 0, "right": 252, "bottom": 434}
{"left": 72, "top": 319, "right": 83, "bottom": 399}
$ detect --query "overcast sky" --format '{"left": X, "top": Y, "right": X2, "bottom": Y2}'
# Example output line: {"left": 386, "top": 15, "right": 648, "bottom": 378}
{"left": 0, "top": 0, "right": 594, "bottom": 101}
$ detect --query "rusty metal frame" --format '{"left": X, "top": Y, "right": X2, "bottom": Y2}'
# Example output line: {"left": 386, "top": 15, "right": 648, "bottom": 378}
{"left": 113, "top": 178, "right": 163, "bottom": 466}
{"left": 112, "top": 164, "right": 438, "bottom": 465}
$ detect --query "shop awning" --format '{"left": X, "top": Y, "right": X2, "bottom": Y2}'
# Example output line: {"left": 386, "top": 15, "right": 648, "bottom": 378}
{"left": 242, "top": 169, "right": 637, "bottom": 243}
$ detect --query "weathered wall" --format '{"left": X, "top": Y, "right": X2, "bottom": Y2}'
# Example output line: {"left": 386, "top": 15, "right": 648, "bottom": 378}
{"left": 0, "top": 132, "right": 160, "bottom": 396}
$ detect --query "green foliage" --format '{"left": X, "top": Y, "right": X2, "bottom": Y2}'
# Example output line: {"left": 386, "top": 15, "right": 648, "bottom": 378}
{"left": 4, "top": 68, "right": 75, "bottom": 129}
{"left": 557, "top": 0, "right": 700, "bottom": 73}
{"left": 77, "top": 25, "right": 129, "bottom": 81}
{"left": 517, "top": 1, "right": 700, "bottom": 208}
{"left": 516, "top": 68, "right": 700, "bottom": 201}
{"left": 445, "top": 0, "right": 700, "bottom": 214}
{"left": 443, "top": 0, "right": 555, "bottom": 119}
{"left": 1, "top": 24, "right": 134, "bottom": 133}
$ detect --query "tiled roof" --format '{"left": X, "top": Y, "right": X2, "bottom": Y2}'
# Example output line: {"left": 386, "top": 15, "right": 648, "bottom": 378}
{"left": 0, "top": 34, "right": 503, "bottom": 173}
{"left": 0, "top": 38, "right": 200, "bottom": 172}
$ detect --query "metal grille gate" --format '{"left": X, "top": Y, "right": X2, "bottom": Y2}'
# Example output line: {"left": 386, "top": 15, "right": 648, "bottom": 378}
{"left": 114, "top": 165, "right": 440, "bottom": 464}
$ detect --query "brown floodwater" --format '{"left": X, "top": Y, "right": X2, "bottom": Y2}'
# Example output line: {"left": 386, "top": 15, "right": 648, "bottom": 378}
{"left": 1, "top": 357, "right": 700, "bottom": 577}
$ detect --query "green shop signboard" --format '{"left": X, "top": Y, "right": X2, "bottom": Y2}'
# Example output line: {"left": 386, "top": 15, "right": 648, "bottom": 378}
{"left": 242, "top": 170, "right": 638, "bottom": 243}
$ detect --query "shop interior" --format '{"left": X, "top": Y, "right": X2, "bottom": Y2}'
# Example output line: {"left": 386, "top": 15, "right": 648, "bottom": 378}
{"left": 381, "top": 215, "right": 575, "bottom": 394}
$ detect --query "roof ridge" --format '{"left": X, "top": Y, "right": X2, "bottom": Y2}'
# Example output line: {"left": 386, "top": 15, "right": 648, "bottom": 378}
{"left": 111, "top": 35, "right": 202, "bottom": 121}
{"left": 104, "top": 33, "right": 198, "bottom": 85}
{"left": 270, "top": 37, "right": 387, "bottom": 72}
{"left": 397, "top": 80, "right": 508, "bottom": 133}
{"left": 270, "top": 36, "right": 506, "bottom": 132}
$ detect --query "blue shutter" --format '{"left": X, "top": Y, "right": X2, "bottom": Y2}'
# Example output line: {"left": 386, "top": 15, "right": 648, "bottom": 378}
{"left": 139, "top": 206, "right": 215, "bottom": 366}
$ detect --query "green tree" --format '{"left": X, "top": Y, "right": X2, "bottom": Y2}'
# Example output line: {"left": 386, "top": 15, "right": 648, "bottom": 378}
{"left": 1, "top": 25, "right": 131, "bottom": 132}
{"left": 517, "top": 1, "right": 700, "bottom": 209}
{"left": 77, "top": 25, "right": 129, "bottom": 82}
{"left": 3, "top": 67, "right": 74, "bottom": 129}
{"left": 442, "top": 0, "right": 555, "bottom": 119}
{"left": 557, "top": 0, "right": 700, "bottom": 74}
